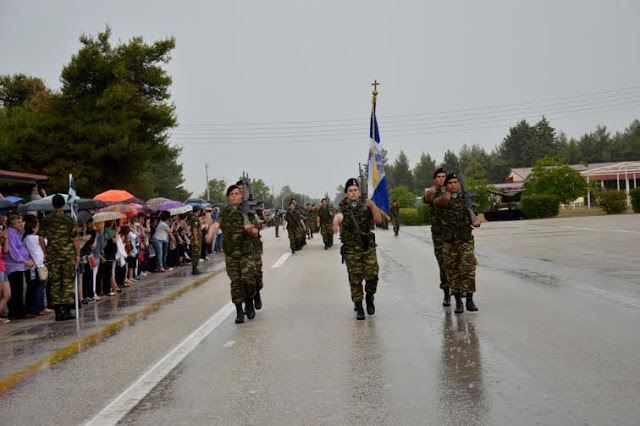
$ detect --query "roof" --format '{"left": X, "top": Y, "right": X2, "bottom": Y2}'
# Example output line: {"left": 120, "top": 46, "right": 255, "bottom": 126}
{"left": 507, "top": 162, "right": 636, "bottom": 182}
{"left": 0, "top": 170, "right": 48, "bottom": 185}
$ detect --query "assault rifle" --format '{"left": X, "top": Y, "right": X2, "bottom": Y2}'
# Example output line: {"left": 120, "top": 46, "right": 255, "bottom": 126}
{"left": 358, "top": 163, "right": 368, "bottom": 201}
{"left": 239, "top": 172, "right": 261, "bottom": 226}
{"left": 455, "top": 163, "right": 478, "bottom": 223}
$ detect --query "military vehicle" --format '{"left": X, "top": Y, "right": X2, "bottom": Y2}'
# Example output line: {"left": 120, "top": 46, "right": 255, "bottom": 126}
{"left": 483, "top": 187, "right": 525, "bottom": 221}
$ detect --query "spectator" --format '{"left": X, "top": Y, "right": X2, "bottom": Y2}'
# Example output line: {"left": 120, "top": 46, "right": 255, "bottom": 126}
{"left": 92, "top": 221, "right": 104, "bottom": 299}
{"left": 4, "top": 215, "right": 36, "bottom": 319}
{"left": 23, "top": 217, "right": 52, "bottom": 316}
{"left": 0, "top": 222, "right": 11, "bottom": 323}
{"left": 102, "top": 221, "right": 120, "bottom": 296}
{"left": 80, "top": 219, "right": 97, "bottom": 303}
{"left": 150, "top": 212, "right": 173, "bottom": 272}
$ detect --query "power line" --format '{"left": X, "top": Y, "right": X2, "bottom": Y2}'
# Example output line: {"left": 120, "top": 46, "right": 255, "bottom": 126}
{"left": 175, "top": 84, "right": 640, "bottom": 130}
{"left": 171, "top": 97, "right": 640, "bottom": 143}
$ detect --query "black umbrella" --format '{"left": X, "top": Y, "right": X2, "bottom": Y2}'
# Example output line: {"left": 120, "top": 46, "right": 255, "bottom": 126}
{"left": 0, "top": 199, "right": 17, "bottom": 210}
{"left": 77, "top": 198, "right": 108, "bottom": 211}
{"left": 77, "top": 210, "right": 93, "bottom": 224}
{"left": 185, "top": 198, "right": 207, "bottom": 204}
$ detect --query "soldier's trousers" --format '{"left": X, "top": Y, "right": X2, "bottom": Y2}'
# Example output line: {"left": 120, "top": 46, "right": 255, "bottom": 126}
{"left": 254, "top": 246, "right": 263, "bottom": 291}
{"left": 191, "top": 243, "right": 201, "bottom": 269}
{"left": 442, "top": 238, "right": 476, "bottom": 294}
{"left": 432, "top": 233, "right": 449, "bottom": 289}
{"left": 49, "top": 260, "right": 76, "bottom": 305}
{"left": 225, "top": 254, "right": 256, "bottom": 304}
{"left": 287, "top": 227, "right": 299, "bottom": 250}
{"left": 344, "top": 246, "right": 379, "bottom": 302}
{"left": 392, "top": 218, "right": 400, "bottom": 233}
{"left": 320, "top": 224, "right": 332, "bottom": 245}
{"left": 275, "top": 225, "right": 279, "bottom": 237}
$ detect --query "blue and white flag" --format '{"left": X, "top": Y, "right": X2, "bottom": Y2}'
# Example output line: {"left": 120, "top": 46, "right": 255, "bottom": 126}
{"left": 367, "top": 110, "right": 390, "bottom": 218}
{"left": 68, "top": 174, "right": 79, "bottom": 221}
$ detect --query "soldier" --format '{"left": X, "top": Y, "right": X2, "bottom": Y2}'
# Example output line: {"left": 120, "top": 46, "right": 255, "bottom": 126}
{"left": 390, "top": 199, "right": 400, "bottom": 236}
{"left": 205, "top": 185, "right": 259, "bottom": 324}
{"left": 189, "top": 206, "right": 203, "bottom": 275}
{"left": 436, "top": 173, "right": 481, "bottom": 314}
{"left": 285, "top": 201, "right": 305, "bottom": 254}
{"left": 274, "top": 210, "right": 282, "bottom": 237}
{"left": 249, "top": 202, "right": 265, "bottom": 310}
{"left": 333, "top": 178, "right": 382, "bottom": 320}
{"left": 423, "top": 168, "right": 450, "bottom": 306}
{"left": 38, "top": 194, "right": 80, "bottom": 321}
{"left": 317, "top": 198, "right": 334, "bottom": 250}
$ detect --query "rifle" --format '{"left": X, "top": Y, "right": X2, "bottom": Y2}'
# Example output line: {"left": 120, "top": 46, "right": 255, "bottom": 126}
{"left": 455, "top": 163, "right": 478, "bottom": 223}
{"left": 239, "top": 172, "right": 261, "bottom": 226}
{"left": 358, "top": 163, "right": 368, "bottom": 202}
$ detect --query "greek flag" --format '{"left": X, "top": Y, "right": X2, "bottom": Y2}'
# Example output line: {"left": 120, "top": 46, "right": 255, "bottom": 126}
{"left": 68, "top": 174, "right": 79, "bottom": 221}
{"left": 367, "top": 110, "right": 390, "bottom": 218}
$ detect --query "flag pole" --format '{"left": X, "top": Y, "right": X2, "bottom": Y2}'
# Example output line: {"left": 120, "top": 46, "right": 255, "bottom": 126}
{"left": 69, "top": 174, "right": 80, "bottom": 329}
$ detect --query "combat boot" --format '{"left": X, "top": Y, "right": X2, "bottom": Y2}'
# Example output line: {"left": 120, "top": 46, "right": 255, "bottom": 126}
{"left": 54, "top": 305, "right": 63, "bottom": 321}
{"left": 324, "top": 242, "right": 328, "bottom": 250}
{"left": 355, "top": 301, "right": 365, "bottom": 320}
{"left": 245, "top": 298, "right": 256, "bottom": 320}
{"left": 442, "top": 287, "right": 451, "bottom": 307}
{"left": 365, "top": 293, "right": 375, "bottom": 315}
{"left": 192, "top": 267, "right": 203, "bottom": 275}
{"left": 466, "top": 293, "right": 478, "bottom": 312}
{"left": 235, "top": 303, "right": 244, "bottom": 324}
{"left": 254, "top": 291, "right": 262, "bottom": 310}
{"left": 60, "top": 305, "right": 76, "bottom": 321}
{"left": 454, "top": 293, "right": 464, "bottom": 314}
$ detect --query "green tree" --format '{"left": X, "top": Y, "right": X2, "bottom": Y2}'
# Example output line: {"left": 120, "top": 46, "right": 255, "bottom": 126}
{"left": 498, "top": 119, "right": 534, "bottom": 167}
{"left": 201, "top": 178, "right": 227, "bottom": 202}
{"left": 0, "top": 27, "right": 185, "bottom": 198}
{"left": 440, "top": 149, "right": 459, "bottom": 173}
{"left": 458, "top": 144, "right": 490, "bottom": 180}
{"left": 391, "top": 150, "right": 413, "bottom": 189}
{"left": 485, "top": 151, "right": 510, "bottom": 183}
{"left": 388, "top": 185, "right": 417, "bottom": 207}
{"left": 524, "top": 156, "right": 587, "bottom": 205}
{"left": 251, "top": 178, "right": 274, "bottom": 207}
{"left": 334, "top": 184, "right": 345, "bottom": 205}
{"left": 412, "top": 152, "right": 436, "bottom": 194}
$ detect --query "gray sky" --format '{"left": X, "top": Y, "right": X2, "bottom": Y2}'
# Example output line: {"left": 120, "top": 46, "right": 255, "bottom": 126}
{"left": 2, "top": 0, "right": 639, "bottom": 198}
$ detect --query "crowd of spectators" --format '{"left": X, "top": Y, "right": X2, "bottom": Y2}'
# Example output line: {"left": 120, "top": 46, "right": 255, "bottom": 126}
{"left": 0, "top": 188, "right": 223, "bottom": 324}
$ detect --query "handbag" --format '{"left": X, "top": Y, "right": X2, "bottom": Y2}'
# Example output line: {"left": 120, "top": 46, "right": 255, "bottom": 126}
{"left": 37, "top": 265, "right": 49, "bottom": 281}
{"left": 89, "top": 254, "right": 97, "bottom": 269}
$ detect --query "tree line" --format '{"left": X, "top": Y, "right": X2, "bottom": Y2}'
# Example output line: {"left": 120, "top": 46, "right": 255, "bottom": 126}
{"left": 383, "top": 116, "right": 640, "bottom": 197}
{"left": 0, "top": 27, "right": 189, "bottom": 200}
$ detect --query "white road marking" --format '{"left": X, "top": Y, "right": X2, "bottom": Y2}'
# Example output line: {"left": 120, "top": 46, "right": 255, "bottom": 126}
{"left": 85, "top": 302, "right": 235, "bottom": 426}
{"left": 271, "top": 253, "right": 291, "bottom": 268}
{"left": 223, "top": 340, "right": 236, "bottom": 348}
{"left": 559, "top": 226, "right": 640, "bottom": 234}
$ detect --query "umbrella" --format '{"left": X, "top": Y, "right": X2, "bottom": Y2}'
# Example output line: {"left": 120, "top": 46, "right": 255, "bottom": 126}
{"left": 98, "top": 203, "right": 143, "bottom": 218}
{"left": 0, "top": 199, "right": 17, "bottom": 210}
{"left": 185, "top": 198, "right": 206, "bottom": 204}
{"left": 153, "top": 200, "right": 185, "bottom": 212}
{"left": 169, "top": 205, "right": 193, "bottom": 215}
{"left": 77, "top": 199, "right": 109, "bottom": 211}
{"left": 92, "top": 211, "right": 125, "bottom": 223}
{"left": 3, "top": 196, "right": 23, "bottom": 203}
{"left": 77, "top": 210, "right": 93, "bottom": 224}
{"left": 94, "top": 190, "right": 136, "bottom": 202}
{"left": 146, "top": 197, "right": 170, "bottom": 208}
{"left": 18, "top": 198, "right": 71, "bottom": 213}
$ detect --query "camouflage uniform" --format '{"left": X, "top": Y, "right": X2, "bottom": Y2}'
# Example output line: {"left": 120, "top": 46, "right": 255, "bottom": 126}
{"left": 274, "top": 212, "right": 281, "bottom": 237}
{"left": 318, "top": 205, "right": 333, "bottom": 246}
{"left": 189, "top": 214, "right": 202, "bottom": 269}
{"left": 437, "top": 193, "right": 477, "bottom": 294}
{"left": 38, "top": 210, "right": 78, "bottom": 305}
{"left": 430, "top": 187, "right": 449, "bottom": 290}
{"left": 215, "top": 205, "right": 256, "bottom": 304}
{"left": 285, "top": 209, "right": 303, "bottom": 250}
{"left": 390, "top": 204, "right": 400, "bottom": 235}
{"left": 339, "top": 199, "right": 379, "bottom": 302}
{"left": 247, "top": 210, "right": 263, "bottom": 291}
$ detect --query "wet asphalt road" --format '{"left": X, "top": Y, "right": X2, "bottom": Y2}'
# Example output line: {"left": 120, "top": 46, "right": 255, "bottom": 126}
{"left": 1, "top": 215, "right": 640, "bottom": 425}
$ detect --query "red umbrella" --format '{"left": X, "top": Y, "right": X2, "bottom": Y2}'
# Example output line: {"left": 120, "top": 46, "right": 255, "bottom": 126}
{"left": 94, "top": 190, "right": 136, "bottom": 202}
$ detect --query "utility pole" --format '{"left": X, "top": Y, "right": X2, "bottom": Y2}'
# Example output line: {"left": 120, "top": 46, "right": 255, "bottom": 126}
{"left": 205, "top": 163, "right": 210, "bottom": 200}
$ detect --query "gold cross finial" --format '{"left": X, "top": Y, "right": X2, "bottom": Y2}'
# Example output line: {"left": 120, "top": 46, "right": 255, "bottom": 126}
{"left": 371, "top": 80, "right": 379, "bottom": 94}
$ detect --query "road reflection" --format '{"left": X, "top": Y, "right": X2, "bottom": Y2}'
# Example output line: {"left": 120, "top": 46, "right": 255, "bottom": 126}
{"left": 437, "top": 312, "right": 488, "bottom": 425}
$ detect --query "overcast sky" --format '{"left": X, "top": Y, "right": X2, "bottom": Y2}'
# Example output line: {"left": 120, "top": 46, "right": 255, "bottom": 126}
{"left": 1, "top": 0, "right": 639, "bottom": 198}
